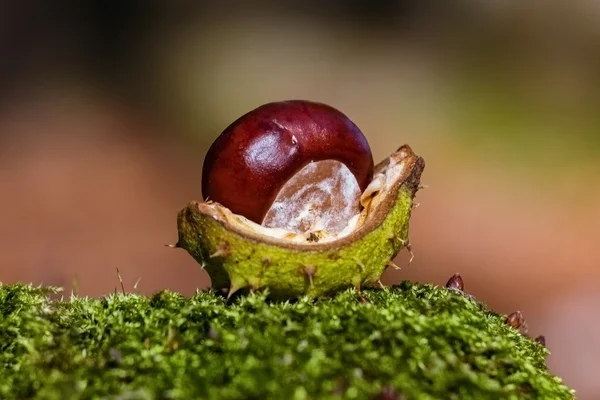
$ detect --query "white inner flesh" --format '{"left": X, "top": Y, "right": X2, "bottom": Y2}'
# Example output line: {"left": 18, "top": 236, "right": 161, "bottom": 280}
{"left": 262, "top": 160, "right": 361, "bottom": 236}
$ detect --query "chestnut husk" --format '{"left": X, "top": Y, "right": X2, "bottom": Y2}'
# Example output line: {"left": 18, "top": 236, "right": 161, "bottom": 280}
{"left": 173, "top": 144, "right": 425, "bottom": 299}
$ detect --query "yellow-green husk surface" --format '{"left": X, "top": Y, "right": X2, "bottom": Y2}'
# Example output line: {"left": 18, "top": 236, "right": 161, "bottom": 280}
{"left": 175, "top": 145, "right": 425, "bottom": 299}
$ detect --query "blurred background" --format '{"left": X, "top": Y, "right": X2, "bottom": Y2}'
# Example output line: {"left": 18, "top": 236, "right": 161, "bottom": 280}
{"left": 1, "top": 0, "right": 598, "bottom": 397}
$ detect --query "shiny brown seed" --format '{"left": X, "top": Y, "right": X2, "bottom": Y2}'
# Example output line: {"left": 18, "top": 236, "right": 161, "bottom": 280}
{"left": 202, "top": 100, "right": 374, "bottom": 228}
{"left": 445, "top": 273, "right": 464, "bottom": 291}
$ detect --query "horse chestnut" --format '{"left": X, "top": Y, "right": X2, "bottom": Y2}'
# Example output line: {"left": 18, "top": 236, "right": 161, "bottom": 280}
{"left": 202, "top": 100, "right": 374, "bottom": 234}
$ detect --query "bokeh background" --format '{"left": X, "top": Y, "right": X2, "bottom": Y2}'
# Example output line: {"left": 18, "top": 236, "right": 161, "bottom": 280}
{"left": 1, "top": 1, "right": 598, "bottom": 397}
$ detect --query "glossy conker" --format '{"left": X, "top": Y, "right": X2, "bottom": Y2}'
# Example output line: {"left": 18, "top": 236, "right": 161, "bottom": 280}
{"left": 201, "top": 100, "right": 374, "bottom": 230}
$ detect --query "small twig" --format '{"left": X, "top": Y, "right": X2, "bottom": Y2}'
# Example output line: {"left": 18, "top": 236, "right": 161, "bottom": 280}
{"left": 72, "top": 276, "right": 79, "bottom": 297}
{"left": 406, "top": 242, "right": 415, "bottom": 266}
{"left": 116, "top": 267, "right": 126, "bottom": 295}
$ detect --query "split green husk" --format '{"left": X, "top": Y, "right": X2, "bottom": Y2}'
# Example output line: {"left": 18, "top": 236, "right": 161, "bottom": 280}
{"left": 174, "top": 145, "right": 425, "bottom": 299}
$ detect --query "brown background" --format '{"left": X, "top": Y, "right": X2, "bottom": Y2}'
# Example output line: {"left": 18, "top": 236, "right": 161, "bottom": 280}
{"left": 1, "top": 1, "right": 599, "bottom": 398}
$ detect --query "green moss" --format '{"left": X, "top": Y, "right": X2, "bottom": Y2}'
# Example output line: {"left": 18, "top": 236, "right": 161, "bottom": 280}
{"left": 0, "top": 282, "right": 573, "bottom": 400}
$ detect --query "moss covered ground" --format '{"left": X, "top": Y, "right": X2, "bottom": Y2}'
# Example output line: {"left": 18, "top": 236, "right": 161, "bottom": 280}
{"left": 0, "top": 281, "right": 574, "bottom": 400}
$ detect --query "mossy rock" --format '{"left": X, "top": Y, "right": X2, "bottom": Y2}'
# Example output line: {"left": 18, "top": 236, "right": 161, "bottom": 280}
{"left": 0, "top": 282, "right": 574, "bottom": 400}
